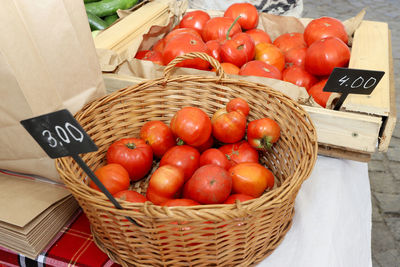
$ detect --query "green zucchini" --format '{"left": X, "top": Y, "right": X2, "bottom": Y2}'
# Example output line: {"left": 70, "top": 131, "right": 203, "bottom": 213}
{"left": 85, "top": 0, "right": 138, "bottom": 18}
{"left": 104, "top": 14, "right": 119, "bottom": 26}
{"left": 87, "top": 11, "right": 108, "bottom": 31}
{"left": 84, "top": 0, "right": 100, "bottom": 3}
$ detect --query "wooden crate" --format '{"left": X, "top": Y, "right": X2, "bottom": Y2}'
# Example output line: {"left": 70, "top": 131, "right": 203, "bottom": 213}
{"left": 102, "top": 20, "right": 396, "bottom": 162}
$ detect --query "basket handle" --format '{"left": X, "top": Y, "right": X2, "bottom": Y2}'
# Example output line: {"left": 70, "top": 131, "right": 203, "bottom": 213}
{"left": 163, "top": 52, "right": 227, "bottom": 80}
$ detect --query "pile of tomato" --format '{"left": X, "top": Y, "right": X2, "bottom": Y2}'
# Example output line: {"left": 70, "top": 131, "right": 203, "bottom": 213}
{"left": 89, "top": 98, "right": 281, "bottom": 207}
{"left": 134, "top": 2, "right": 351, "bottom": 109}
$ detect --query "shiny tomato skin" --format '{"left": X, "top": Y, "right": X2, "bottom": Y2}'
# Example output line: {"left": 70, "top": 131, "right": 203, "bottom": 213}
{"left": 106, "top": 138, "right": 153, "bottom": 181}
{"left": 308, "top": 79, "right": 331, "bottom": 108}
{"left": 90, "top": 164, "right": 130, "bottom": 195}
{"left": 223, "top": 193, "right": 255, "bottom": 204}
{"left": 282, "top": 66, "right": 318, "bottom": 91}
{"left": 161, "top": 198, "right": 200, "bottom": 206}
{"left": 140, "top": 120, "right": 176, "bottom": 158}
{"left": 202, "top": 17, "right": 242, "bottom": 42}
{"left": 218, "top": 141, "right": 259, "bottom": 169}
{"left": 164, "top": 28, "right": 202, "bottom": 45}
{"left": 134, "top": 50, "right": 163, "bottom": 65}
{"left": 170, "top": 107, "right": 212, "bottom": 147}
{"left": 239, "top": 60, "right": 282, "bottom": 80}
{"left": 224, "top": 3, "right": 259, "bottom": 30}
{"left": 162, "top": 34, "right": 210, "bottom": 70}
{"left": 146, "top": 165, "right": 185, "bottom": 205}
{"left": 255, "top": 43, "right": 285, "bottom": 72}
{"left": 304, "top": 17, "right": 348, "bottom": 46}
{"left": 200, "top": 148, "right": 231, "bottom": 170}
{"left": 113, "top": 190, "right": 147, "bottom": 203}
{"left": 211, "top": 108, "right": 246, "bottom": 144}
{"left": 193, "top": 135, "right": 214, "bottom": 153}
{"left": 246, "top": 28, "right": 271, "bottom": 46}
{"left": 179, "top": 10, "right": 211, "bottom": 34}
{"left": 221, "top": 32, "right": 255, "bottom": 67}
{"left": 229, "top": 162, "right": 274, "bottom": 198}
{"left": 247, "top": 118, "right": 281, "bottom": 150}
{"left": 183, "top": 164, "right": 232, "bottom": 204}
{"left": 273, "top": 32, "right": 307, "bottom": 54}
{"left": 226, "top": 98, "right": 250, "bottom": 117}
{"left": 160, "top": 145, "right": 200, "bottom": 182}
{"left": 206, "top": 40, "right": 222, "bottom": 62}
{"left": 285, "top": 47, "right": 307, "bottom": 69}
{"left": 305, "top": 36, "right": 351, "bottom": 76}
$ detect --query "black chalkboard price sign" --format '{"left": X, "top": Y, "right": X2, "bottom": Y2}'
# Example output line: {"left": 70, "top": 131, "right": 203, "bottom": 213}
{"left": 20, "top": 109, "right": 140, "bottom": 226}
{"left": 323, "top": 67, "right": 385, "bottom": 110}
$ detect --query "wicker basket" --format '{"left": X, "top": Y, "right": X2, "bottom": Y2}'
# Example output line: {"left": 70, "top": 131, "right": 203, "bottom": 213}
{"left": 56, "top": 52, "right": 317, "bottom": 266}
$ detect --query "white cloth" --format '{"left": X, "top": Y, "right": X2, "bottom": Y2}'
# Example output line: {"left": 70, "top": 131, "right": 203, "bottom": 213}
{"left": 258, "top": 155, "right": 372, "bottom": 267}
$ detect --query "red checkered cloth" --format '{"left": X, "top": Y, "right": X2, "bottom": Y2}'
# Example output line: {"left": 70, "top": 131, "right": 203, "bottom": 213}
{"left": 0, "top": 209, "right": 120, "bottom": 267}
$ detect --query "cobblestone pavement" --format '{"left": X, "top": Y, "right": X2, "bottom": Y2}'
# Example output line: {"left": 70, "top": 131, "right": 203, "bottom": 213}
{"left": 302, "top": 0, "right": 400, "bottom": 266}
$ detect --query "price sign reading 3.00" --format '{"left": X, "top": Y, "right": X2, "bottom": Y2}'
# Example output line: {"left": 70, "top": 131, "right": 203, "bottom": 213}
{"left": 21, "top": 109, "right": 98, "bottom": 158}
{"left": 323, "top": 67, "right": 385, "bottom": 110}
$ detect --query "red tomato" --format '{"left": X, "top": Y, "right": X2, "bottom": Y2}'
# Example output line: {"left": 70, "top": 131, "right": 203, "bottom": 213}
{"left": 223, "top": 193, "right": 255, "bottom": 204}
{"left": 229, "top": 162, "right": 274, "bottom": 198}
{"left": 206, "top": 40, "right": 221, "bottom": 62}
{"left": 246, "top": 28, "right": 271, "bottom": 46}
{"left": 179, "top": 10, "right": 211, "bottom": 34}
{"left": 90, "top": 164, "right": 130, "bottom": 195}
{"left": 305, "top": 37, "right": 351, "bottom": 76}
{"left": 226, "top": 98, "right": 250, "bottom": 117}
{"left": 193, "top": 135, "right": 214, "bottom": 153}
{"left": 282, "top": 66, "right": 318, "bottom": 91}
{"left": 221, "top": 32, "right": 255, "bottom": 67}
{"left": 211, "top": 108, "right": 246, "bottom": 144}
{"left": 304, "top": 17, "right": 348, "bottom": 46}
{"left": 106, "top": 138, "right": 153, "bottom": 181}
{"left": 162, "top": 34, "right": 210, "bottom": 70}
{"left": 164, "top": 28, "right": 202, "bottom": 45}
{"left": 255, "top": 43, "right": 285, "bottom": 72}
{"left": 285, "top": 47, "right": 307, "bottom": 68}
{"left": 134, "top": 50, "right": 163, "bottom": 65}
{"left": 146, "top": 165, "right": 185, "bottom": 205}
{"left": 152, "top": 38, "right": 165, "bottom": 53}
{"left": 224, "top": 3, "right": 259, "bottom": 30}
{"left": 202, "top": 17, "right": 242, "bottom": 42}
{"left": 199, "top": 148, "right": 230, "bottom": 170}
{"left": 273, "top": 32, "right": 307, "bottom": 54}
{"left": 308, "top": 79, "right": 331, "bottom": 108}
{"left": 140, "top": 120, "right": 176, "bottom": 158}
{"left": 161, "top": 198, "right": 200, "bottom": 206}
{"left": 211, "top": 62, "right": 240, "bottom": 75}
{"left": 114, "top": 190, "right": 147, "bottom": 203}
{"left": 170, "top": 107, "right": 212, "bottom": 147}
{"left": 218, "top": 141, "right": 259, "bottom": 169}
{"left": 183, "top": 165, "right": 232, "bottom": 204}
{"left": 160, "top": 145, "right": 200, "bottom": 182}
{"left": 239, "top": 60, "right": 282, "bottom": 80}
{"left": 247, "top": 118, "right": 281, "bottom": 150}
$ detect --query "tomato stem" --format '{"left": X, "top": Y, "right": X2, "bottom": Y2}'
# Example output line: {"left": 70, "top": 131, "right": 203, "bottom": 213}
{"left": 126, "top": 142, "right": 136, "bottom": 149}
{"left": 226, "top": 15, "right": 241, "bottom": 40}
{"left": 177, "top": 138, "right": 185, "bottom": 146}
{"left": 260, "top": 136, "right": 273, "bottom": 150}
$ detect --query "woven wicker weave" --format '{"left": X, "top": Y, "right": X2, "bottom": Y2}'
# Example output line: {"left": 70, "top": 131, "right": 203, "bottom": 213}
{"left": 56, "top": 52, "right": 318, "bottom": 267}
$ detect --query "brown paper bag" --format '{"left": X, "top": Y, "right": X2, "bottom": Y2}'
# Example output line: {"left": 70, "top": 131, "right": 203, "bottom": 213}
{"left": 0, "top": 0, "right": 106, "bottom": 183}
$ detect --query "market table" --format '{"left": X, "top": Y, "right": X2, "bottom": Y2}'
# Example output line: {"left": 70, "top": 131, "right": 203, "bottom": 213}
{"left": 0, "top": 155, "right": 372, "bottom": 267}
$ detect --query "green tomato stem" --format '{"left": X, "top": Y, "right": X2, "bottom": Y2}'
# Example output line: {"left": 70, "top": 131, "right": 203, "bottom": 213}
{"left": 226, "top": 15, "right": 241, "bottom": 40}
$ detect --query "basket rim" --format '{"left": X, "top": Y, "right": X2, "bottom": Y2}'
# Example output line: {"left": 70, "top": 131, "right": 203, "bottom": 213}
{"left": 56, "top": 73, "right": 318, "bottom": 220}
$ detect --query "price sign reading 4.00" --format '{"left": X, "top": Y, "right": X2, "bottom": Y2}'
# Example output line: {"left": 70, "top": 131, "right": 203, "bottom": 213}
{"left": 323, "top": 67, "right": 385, "bottom": 110}
{"left": 20, "top": 109, "right": 98, "bottom": 159}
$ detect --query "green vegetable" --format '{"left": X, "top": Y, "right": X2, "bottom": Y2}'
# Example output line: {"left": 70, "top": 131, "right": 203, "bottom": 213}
{"left": 84, "top": 0, "right": 100, "bottom": 3}
{"left": 85, "top": 0, "right": 138, "bottom": 18}
{"left": 87, "top": 11, "right": 108, "bottom": 31}
{"left": 104, "top": 14, "right": 119, "bottom": 26}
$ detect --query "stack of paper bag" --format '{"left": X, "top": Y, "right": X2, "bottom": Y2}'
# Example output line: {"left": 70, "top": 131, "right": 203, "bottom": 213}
{"left": 0, "top": 171, "right": 79, "bottom": 259}
{"left": 0, "top": 0, "right": 106, "bottom": 259}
